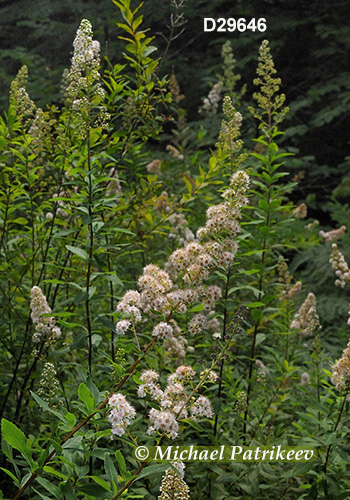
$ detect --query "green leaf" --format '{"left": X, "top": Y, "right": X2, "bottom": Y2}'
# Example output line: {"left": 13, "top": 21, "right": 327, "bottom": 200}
{"left": 43, "top": 466, "right": 67, "bottom": 480}
{"left": 74, "top": 291, "right": 89, "bottom": 304}
{"left": 115, "top": 450, "right": 128, "bottom": 480}
{"left": 114, "top": 227, "right": 135, "bottom": 235}
{"left": 0, "top": 466, "right": 20, "bottom": 486}
{"left": 255, "top": 333, "right": 266, "bottom": 346}
{"left": 136, "top": 464, "right": 170, "bottom": 481}
{"left": 11, "top": 217, "right": 28, "bottom": 225}
{"left": 65, "top": 245, "right": 88, "bottom": 260}
{"left": 104, "top": 453, "right": 119, "bottom": 486}
{"left": 251, "top": 309, "right": 262, "bottom": 322}
{"left": 89, "top": 476, "right": 111, "bottom": 491}
{"left": 76, "top": 483, "right": 108, "bottom": 498}
{"left": 1, "top": 419, "right": 32, "bottom": 464}
{"left": 209, "top": 156, "right": 217, "bottom": 171}
{"left": 36, "top": 477, "right": 63, "bottom": 499}
{"left": 183, "top": 175, "right": 192, "bottom": 194}
{"left": 78, "top": 383, "right": 95, "bottom": 413}
{"left": 189, "top": 304, "right": 204, "bottom": 312}
{"left": 60, "top": 480, "right": 77, "bottom": 500}
{"left": 30, "top": 392, "right": 67, "bottom": 424}
{"left": 182, "top": 418, "right": 205, "bottom": 432}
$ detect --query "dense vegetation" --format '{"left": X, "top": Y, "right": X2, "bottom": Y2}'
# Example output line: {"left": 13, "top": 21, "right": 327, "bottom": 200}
{"left": 1, "top": 1, "right": 350, "bottom": 499}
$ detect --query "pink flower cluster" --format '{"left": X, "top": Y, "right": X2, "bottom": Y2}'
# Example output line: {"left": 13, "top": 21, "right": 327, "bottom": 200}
{"left": 148, "top": 409, "right": 179, "bottom": 439}
{"left": 138, "top": 265, "right": 173, "bottom": 313}
{"left": 190, "top": 396, "right": 213, "bottom": 419}
{"left": 152, "top": 322, "right": 174, "bottom": 340}
{"left": 138, "top": 366, "right": 216, "bottom": 439}
{"left": 115, "top": 290, "right": 142, "bottom": 334}
{"left": 108, "top": 393, "right": 136, "bottom": 438}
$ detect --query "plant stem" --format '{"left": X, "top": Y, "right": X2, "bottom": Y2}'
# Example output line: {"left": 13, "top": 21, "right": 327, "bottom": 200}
{"left": 323, "top": 391, "right": 348, "bottom": 496}
{"left": 85, "top": 128, "right": 93, "bottom": 376}
{"left": 213, "top": 268, "right": 231, "bottom": 436}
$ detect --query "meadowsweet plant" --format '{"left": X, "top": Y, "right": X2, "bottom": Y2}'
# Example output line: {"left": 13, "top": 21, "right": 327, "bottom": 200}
{"left": 2, "top": 7, "right": 350, "bottom": 500}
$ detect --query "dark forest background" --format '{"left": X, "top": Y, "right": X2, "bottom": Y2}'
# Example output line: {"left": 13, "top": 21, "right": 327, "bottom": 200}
{"left": 1, "top": 0, "right": 349, "bottom": 205}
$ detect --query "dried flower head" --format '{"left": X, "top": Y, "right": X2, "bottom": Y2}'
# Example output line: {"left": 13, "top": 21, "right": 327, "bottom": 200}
{"left": 320, "top": 225, "right": 347, "bottom": 243}
{"left": 290, "top": 292, "right": 320, "bottom": 336}
{"left": 30, "top": 286, "right": 61, "bottom": 343}
{"left": 293, "top": 203, "right": 308, "bottom": 219}
{"left": 332, "top": 338, "right": 350, "bottom": 392}
{"left": 147, "top": 159, "right": 162, "bottom": 173}
{"left": 169, "top": 73, "right": 185, "bottom": 103}
{"left": 166, "top": 144, "right": 184, "bottom": 160}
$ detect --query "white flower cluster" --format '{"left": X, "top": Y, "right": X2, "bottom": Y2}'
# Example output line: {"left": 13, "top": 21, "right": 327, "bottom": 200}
{"left": 115, "top": 290, "right": 142, "bottom": 334}
{"left": 115, "top": 264, "right": 198, "bottom": 359}
{"left": 190, "top": 395, "right": 213, "bottom": 419}
{"left": 188, "top": 314, "right": 207, "bottom": 335}
{"left": 167, "top": 213, "right": 195, "bottom": 245}
{"left": 168, "top": 365, "right": 196, "bottom": 384}
{"left": 113, "top": 93, "right": 247, "bottom": 361}
{"left": 37, "top": 362, "right": 59, "bottom": 404}
{"left": 152, "top": 322, "right": 174, "bottom": 340}
{"left": 200, "top": 81, "right": 223, "bottom": 115}
{"left": 300, "top": 372, "right": 310, "bottom": 387}
{"left": 138, "top": 265, "right": 173, "bottom": 312}
{"left": 108, "top": 393, "right": 136, "bottom": 438}
{"left": 200, "top": 369, "right": 219, "bottom": 383}
{"left": 30, "top": 286, "right": 61, "bottom": 343}
{"left": 329, "top": 243, "right": 350, "bottom": 288}
{"left": 65, "top": 19, "right": 109, "bottom": 125}
{"left": 10, "top": 66, "right": 36, "bottom": 121}
{"left": 148, "top": 408, "right": 179, "bottom": 439}
{"left": 158, "top": 462, "right": 190, "bottom": 500}
{"left": 280, "top": 281, "right": 302, "bottom": 301}
{"left": 66, "top": 20, "right": 100, "bottom": 100}
{"left": 138, "top": 366, "right": 215, "bottom": 439}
